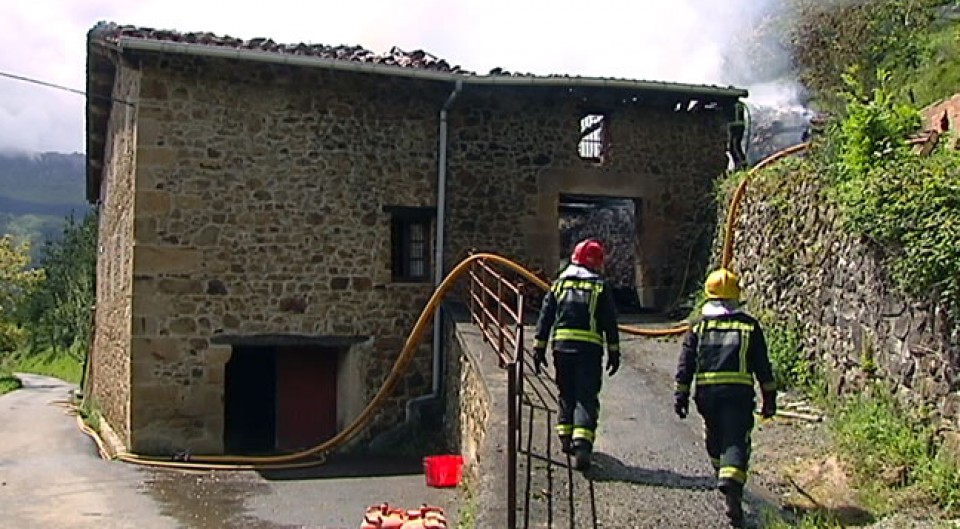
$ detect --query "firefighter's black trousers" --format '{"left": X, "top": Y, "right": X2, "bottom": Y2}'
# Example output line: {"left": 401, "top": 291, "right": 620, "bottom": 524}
{"left": 694, "top": 388, "right": 755, "bottom": 489}
{"left": 554, "top": 351, "right": 602, "bottom": 448}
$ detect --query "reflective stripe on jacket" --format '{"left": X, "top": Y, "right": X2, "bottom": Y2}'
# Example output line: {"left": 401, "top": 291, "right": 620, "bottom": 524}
{"left": 674, "top": 311, "right": 775, "bottom": 395}
{"left": 534, "top": 265, "right": 620, "bottom": 354}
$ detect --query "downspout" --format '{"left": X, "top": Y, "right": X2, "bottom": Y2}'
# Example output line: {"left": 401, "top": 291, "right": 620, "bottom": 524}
{"left": 405, "top": 80, "right": 463, "bottom": 423}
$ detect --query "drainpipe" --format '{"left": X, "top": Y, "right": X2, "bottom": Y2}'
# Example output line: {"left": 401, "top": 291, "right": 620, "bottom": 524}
{"left": 405, "top": 80, "right": 463, "bottom": 424}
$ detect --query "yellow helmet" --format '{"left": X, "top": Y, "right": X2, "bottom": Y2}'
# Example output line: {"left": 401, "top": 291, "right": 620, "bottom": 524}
{"left": 704, "top": 268, "right": 741, "bottom": 300}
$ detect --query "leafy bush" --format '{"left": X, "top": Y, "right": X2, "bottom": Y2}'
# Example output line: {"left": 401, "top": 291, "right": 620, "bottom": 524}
{"left": 828, "top": 76, "right": 960, "bottom": 320}
{"left": 0, "top": 372, "right": 20, "bottom": 395}
{"left": 831, "top": 70, "right": 921, "bottom": 183}
{"left": 0, "top": 320, "right": 26, "bottom": 354}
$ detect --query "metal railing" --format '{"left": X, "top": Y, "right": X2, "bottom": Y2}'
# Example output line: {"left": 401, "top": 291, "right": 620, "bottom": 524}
{"left": 466, "top": 254, "right": 525, "bottom": 529}
{"left": 463, "top": 254, "right": 596, "bottom": 528}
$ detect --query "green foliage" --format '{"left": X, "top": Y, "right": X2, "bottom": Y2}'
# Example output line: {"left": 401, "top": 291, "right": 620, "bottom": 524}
{"left": 788, "top": 0, "right": 942, "bottom": 110}
{"left": 0, "top": 235, "right": 44, "bottom": 319}
{"left": 899, "top": 21, "right": 960, "bottom": 107}
{"left": 0, "top": 371, "right": 20, "bottom": 395}
{"left": 831, "top": 69, "right": 921, "bottom": 183}
{"left": 760, "top": 508, "right": 844, "bottom": 529}
{"left": 18, "top": 211, "right": 97, "bottom": 359}
{"left": 766, "top": 324, "right": 808, "bottom": 392}
{"left": 833, "top": 388, "right": 931, "bottom": 481}
{"left": 828, "top": 82, "right": 960, "bottom": 317}
{"left": 831, "top": 385, "right": 960, "bottom": 512}
{"left": 10, "top": 349, "right": 83, "bottom": 385}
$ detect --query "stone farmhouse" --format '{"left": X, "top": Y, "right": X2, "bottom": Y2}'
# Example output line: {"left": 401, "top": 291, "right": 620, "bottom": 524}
{"left": 84, "top": 22, "right": 746, "bottom": 455}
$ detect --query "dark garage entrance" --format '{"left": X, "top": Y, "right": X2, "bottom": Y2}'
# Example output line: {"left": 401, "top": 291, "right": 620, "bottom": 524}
{"left": 224, "top": 345, "right": 339, "bottom": 454}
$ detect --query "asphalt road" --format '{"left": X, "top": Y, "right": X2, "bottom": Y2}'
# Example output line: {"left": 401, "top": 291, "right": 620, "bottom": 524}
{"left": 509, "top": 328, "right": 778, "bottom": 529}
{"left": 0, "top": 373, "right": 177, "bottom": 529}
{"left": 0, "top": 374, "right": 460, "bottom": 529}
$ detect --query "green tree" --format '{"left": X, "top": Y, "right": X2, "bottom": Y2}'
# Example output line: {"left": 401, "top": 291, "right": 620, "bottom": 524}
{"left": 19, "top": 211, "right": 97, "bottom": 360}
{"left": 0, "top": 236, "right": 43, "bottom": 353}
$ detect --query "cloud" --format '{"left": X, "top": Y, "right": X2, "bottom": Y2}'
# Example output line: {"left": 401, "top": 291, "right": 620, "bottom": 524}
{"left": 0, "top": 0, "right": 798, "bottom": 154}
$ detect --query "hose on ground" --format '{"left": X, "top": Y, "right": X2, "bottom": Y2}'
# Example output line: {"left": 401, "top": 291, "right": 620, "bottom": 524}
{"left": 79, "top": 143, "right": 809, "bottom": 470}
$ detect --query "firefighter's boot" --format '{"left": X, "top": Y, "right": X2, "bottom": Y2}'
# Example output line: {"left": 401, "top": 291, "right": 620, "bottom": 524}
{"left": 719, "top": 480, "right": 744, "bottom": 528}
{"left": 559, "top": 435, "right": 574, "bottom": 455}
{"left": 572, "top": 440, "right": 592, "bottom": 471}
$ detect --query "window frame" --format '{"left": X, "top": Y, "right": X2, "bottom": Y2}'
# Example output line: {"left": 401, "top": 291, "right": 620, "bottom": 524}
{"left": 384, "top": 206, "right": 435, "bottom": 283}
{"left": 577, "top": 112, "right": 611, "bottom": 163}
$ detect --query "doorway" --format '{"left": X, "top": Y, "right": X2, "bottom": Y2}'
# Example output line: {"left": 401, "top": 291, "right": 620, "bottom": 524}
{"left": 558, "top": 194, "right": 643, "bottom": 313}
{"left": 224, "top": 345, "right": 339, "bottom": 454}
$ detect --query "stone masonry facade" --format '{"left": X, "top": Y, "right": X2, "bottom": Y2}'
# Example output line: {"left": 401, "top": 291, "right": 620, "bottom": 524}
{"left": 90, "top": 58, "right": 140, "bottom": 443}
{"left": 730, "top": 165, "right": 960, "bottom": 445}
{"left": 88, "top": 44, "right": 737, "bottom": 454}
{"left": 444, "top": 91, "right": 729, "bottom": 308}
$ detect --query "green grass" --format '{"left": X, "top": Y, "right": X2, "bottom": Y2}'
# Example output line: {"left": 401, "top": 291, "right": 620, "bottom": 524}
{"left": 10, "top": 350, "right": 83, "bottom": 385}
{"left": 455, "top": 488, "right": 476, "bottom": 529}
{"left": 761, "top": 508, "right": 845, "bottom": 529}
{"left": 0, "top": 371, "right": 21, "bottom": 395}
{"left": 831, "top": 385, "right": 960, "bottom": 515}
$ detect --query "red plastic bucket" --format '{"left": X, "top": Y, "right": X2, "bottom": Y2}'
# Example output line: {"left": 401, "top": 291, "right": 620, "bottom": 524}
{"left": 423, "top": 455, "right": 463, "bottom": 488}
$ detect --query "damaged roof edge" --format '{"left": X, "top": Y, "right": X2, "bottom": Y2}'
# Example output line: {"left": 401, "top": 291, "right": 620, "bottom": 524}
{"left": 103, "top": 36, "right": 749, "bottom": 99}
{"left": 85, "top": 35, "right": 747, "bottom": 202}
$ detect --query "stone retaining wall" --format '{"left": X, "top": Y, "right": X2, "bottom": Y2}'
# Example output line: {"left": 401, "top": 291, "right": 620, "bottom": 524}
{"left": 730, "top": 164, "right": 959, "bottom": 440}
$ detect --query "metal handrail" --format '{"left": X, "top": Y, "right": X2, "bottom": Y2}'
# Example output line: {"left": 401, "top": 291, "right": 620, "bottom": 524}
{"left": 463, "top": 253, "right": 528, "bottom": 529}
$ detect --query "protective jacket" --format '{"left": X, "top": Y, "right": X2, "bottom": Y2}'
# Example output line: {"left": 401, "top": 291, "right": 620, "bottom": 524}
{"left": 675, "top": 305, "right": 775, "bottom": 398}
{"left": 534, "top": 264, "right": 620, "bottom": 356}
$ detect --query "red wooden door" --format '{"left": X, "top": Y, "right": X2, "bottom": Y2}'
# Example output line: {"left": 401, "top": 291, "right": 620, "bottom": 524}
{"left": 275, "top": 346, "right": 338, "bottom": 451}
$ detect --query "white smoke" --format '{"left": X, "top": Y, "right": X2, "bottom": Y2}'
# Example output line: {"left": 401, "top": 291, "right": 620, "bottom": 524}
{"left": 0, "top": 0, "right": 827, "bottom": 154}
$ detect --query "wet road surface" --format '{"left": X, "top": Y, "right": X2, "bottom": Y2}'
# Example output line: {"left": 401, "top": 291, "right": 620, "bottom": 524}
{"left": 0, "top": 374, "right": 460, "bottom": 528}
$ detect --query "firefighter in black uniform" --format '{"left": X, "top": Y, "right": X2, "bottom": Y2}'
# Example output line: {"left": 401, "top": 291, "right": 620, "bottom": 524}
{"left": 674, "top": 268, "right": 777, "bottom": 528}
{"left": 533, "top": 238, "right": 620, "bottom": 471}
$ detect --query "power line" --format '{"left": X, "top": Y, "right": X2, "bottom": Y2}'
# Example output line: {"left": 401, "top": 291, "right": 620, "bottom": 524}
{"left": 0, "top": 70, "right": 86, "bottom": 96}
{"left": 0, "top": 69, "right": 134, "bottom": 105}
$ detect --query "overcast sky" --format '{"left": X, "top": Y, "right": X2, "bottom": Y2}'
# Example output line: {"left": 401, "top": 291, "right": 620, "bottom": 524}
{"left": 0, "top": 0, "right": 786, "bottom": 155}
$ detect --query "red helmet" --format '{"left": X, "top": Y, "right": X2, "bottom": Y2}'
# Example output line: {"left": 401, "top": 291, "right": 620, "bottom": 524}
{"left": 571, "top": 239, "right": 605, "bottom": 270}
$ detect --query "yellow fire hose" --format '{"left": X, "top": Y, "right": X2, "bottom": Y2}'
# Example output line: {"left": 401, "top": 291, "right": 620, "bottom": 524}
{"left": 79, "top": 143, "right": 809, "bottom": 471}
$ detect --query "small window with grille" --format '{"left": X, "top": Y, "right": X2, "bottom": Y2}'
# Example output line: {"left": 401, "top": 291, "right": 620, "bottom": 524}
{"left": 578, "top": 113, "right": 609, "bottom": 162}
{"left": 387, "top": 206, "right": 433, "bottom": 282}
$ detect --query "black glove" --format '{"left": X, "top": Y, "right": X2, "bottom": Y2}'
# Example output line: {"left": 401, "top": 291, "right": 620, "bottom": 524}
{"left": 533, "top": 347, "right": 547, "bottom": 375}
{"left": 761, "top": 390, "right": 777, "bottom": 419}
{"left": 674, "top": 392, "right": 689, "bottom": 419}
{"left": 606, "top": 352, "right": 621, "bottom": 376}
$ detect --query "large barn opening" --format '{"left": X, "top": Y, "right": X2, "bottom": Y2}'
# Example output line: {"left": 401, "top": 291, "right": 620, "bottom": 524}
{"left": 224, "top": 345, "right": 340, "bottom": 454}
{"left": 558, "top": 194, "right": 644, "bottom": 313}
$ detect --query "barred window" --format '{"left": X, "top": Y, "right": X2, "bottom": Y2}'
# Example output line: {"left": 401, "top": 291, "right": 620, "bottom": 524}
{"left": 386, "top": 206, "right": 434, "bottom": 282}
{"left": 578, "top": 113, "right": 609, "bottom": 162}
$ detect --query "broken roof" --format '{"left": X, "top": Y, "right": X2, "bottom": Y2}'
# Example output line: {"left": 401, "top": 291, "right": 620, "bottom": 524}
{"left": 87, "top": 22, "right": 747, "bottom": 96}
{"left": 85, "top": 22, "right": 747, "bottom": 202}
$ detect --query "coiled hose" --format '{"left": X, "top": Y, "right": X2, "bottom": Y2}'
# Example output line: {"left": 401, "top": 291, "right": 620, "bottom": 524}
{"left": 81, "top": 143, "right": 809, "bottom": 470}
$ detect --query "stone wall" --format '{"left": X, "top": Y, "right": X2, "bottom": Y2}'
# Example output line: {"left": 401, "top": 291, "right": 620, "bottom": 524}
{"left": 123, "top": 54, "right": 445, "bottom": 453}
{"left": 90, "top": 58, "right": 140, "bottom": 445}
{"left": 443, "top": 311, "right": 511, "bottom": 528}
{"left": 730, "top": 164, "right": 959, "bottom": 435}
{"left": 443, "top": 312, "right": 489, "bottom": 486}
{"left": 97, "top": 48, "right": 735, "bottom": 454}
{"left": 445, "top": 92, "right": 729, "bottom": 309}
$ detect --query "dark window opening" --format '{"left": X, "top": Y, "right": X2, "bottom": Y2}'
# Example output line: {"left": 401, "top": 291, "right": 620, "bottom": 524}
{"left": 578, "top": 113, "right": 610, "bottom": 162}
{"left": 390, "top": 215, "right": 432, "bottom": 282}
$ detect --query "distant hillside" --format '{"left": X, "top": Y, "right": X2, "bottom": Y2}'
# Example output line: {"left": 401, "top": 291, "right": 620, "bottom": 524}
{"left": 0, "top": 152, "right": 90, "bottom": 263}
